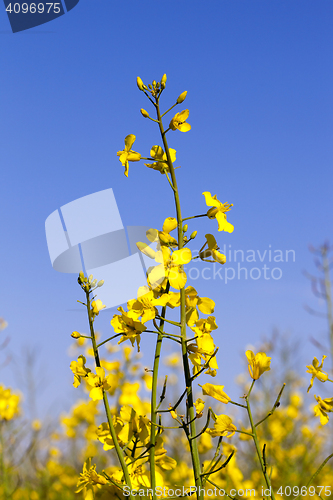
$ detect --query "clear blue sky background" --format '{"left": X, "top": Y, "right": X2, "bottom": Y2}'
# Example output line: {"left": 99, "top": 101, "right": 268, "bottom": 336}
{"left": 0, "top": 1, "right": 332, "bottom": 419}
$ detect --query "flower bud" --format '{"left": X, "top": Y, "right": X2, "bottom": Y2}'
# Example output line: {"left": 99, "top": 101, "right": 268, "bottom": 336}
{"left": 97, "top": 280, "right": 104, "bottom": 288}
{"left": 190, "top": 231, "right": 197, "bottom": 239}
{"left": 152, "top": 80, "right": 156, "bottom": 87}
{"left": 183, "top": 224, "right": 188, "bottom": 232}
{"left": 79, "top": 270, "right": 85, "bottom": 281}
{"left": 183, "top": 236, "right": 188, "bottom": 243}
{"left": 137, "top": 76, "right": 144, "bottom": 91}
{"left": 91, "top": 279, "right": 97, "bottom": 287}
{"left": 71, "top": 331, "right": 81, "bottom": 339}
{"left": 162, "top": 217, "right": 178, "bottom": 234}
{"left": 88, "top": 274, "right": 93, "bottom": 283}
{"left": 161, "top": 74, "right": 167, "bottom": 89}
{"left": 177, "top": 91, "right": 187, "bottom": 104}
{"left": 140, "top": 108, "right": 149, "bottom": 118}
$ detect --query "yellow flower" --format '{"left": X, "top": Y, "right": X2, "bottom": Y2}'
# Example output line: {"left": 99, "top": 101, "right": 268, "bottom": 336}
{"left": 117, "top": 134, "right": 141, "bottom": 177}
{"left": 200, "top": 383, "right": 231, "bottom": 404}
{"left": 208, "top": 414, "right": 236, "bottom": 438}
{"left": 111, "top": 309, "right": 146, "bottom": 351}
{"left": 91, "top": 299, "right": 106, "bottom": 317}
{"left": 306, "top": 355, "right": 328, "bottom": 392}
{"left": 190, "top": 316, "right": 218, "bottom": 337}
{"left": 70, "top": 355, "right": 91, "bottom": 388}
{"left": 188, "top": 318, "right": 219, "bottom": 377}
{"left": 148, "top": 247, "right": 192, "bottom": 290}
{"left": 76, "top": 458, "right": 107, "bottom": 495}
{"left": 194, "top": 398, "right": 205, "bottom": 416}
{"left": 202, "top": 192, "right": 234, "bottom": 232}
{"left": 313, "top": 395, "right": 333, "bottom": 425}
{"left": 199, "top": 234, "right": 226, "bottom": 264}
{"left": 184, "top": 286, "right": 215, "bottom": 326}
{"left": 145, "top": 145, "right": 177, "bottom": 174}
{"left": 0, "top": 385, "right": 20, "bottom": 421}
{"left": 86, "top": 367, "right": 112, "bottom": 401}
{"left": 169, "top": 109, "right": 191, "bottom": 132}
{"left": 245, "top": 351, "right": 271, "bottom": 380}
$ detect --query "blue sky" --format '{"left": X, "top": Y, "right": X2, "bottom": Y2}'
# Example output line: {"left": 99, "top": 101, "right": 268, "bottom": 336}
{"left": 0, "top": 1, "right": 332, "bottom": 418}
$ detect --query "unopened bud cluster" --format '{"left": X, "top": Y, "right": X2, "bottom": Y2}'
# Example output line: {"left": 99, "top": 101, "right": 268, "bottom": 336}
{"left": 136, "top": 74, "right": 167, "bottom": 99}
{"left": 78, "top": 271, "right": 104, "bottom": 292}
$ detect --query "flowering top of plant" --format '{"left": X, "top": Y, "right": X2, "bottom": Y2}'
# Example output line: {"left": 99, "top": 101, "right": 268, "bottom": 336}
{"left": 67, "top": 76, "right": 333, "bottom": 500}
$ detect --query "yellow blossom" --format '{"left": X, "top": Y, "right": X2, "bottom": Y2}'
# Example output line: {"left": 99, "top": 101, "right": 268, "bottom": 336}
{"left": 208, "top": 414, "right": 236, "bottom": 438}
{"left": 202, "top": 192, "right": 234, "bottom": 232}
{"left": 70, "top": 355, "right": 91, "bottom": 388}
{"left": 190, "top": 316, "right": 218, "bottom": 337}
{"left": 117, "top": 134, "right": 141, "bottom": 177}
{"left": 200, "top": 383, "right": 231, "bottom": 404}
{"left": 169, "top": 109, "right": 191, "bottom": 132}
{"left": 306, "top": 355, "right": 329, "bottom": 392}
{"left": 194, "top": 398, "right": 205, "bottom": 416}
{"left": 91, "top": 299, "right": 106, "bottom": 317}
{"left": 145, "top": 145, "right": 176, "bottom": 174}
{"left": 85, "top": 367, "right": 113, "bottom": 401}
{"left": 245, "top": 350, "right": 271, "bottom": 380}
{"left": 313, "top": 394, "right": 333, "bottom": 425}
{"left": 111, "top": 308, "right": 146, "bottom": 351}
{"left": 184, "top": 286, "right": 215, "bottom": 326}
{"left": 0, "top": 385, "right": 20, "bottom": 421}
{"left": 148, "top": 247, "right": 192, "bottom": 290}
{"left": 199, "top": 234, "right": 226, "bottom": 264}
{"left": 76, "top": 458, "right": 107, "bottom": 496}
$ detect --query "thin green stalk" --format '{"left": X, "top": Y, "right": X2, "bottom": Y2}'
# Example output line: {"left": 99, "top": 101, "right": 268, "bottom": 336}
{"left": 85, "top": 290, "right": 134, "bottom": 500}
{"left": 155, "top": 99, "right": 203, "bottom": 500}
{"left": 321, "top": 246, "right": 333, "bottom": 371}
{"left": 0, "top": 422, "right": 9, "bottom": 499}
{"left": 149, "top": 292, "right": 169, "bottom": 500}
{"left": 245, "top": 388, "right": 276, "bottom": 500}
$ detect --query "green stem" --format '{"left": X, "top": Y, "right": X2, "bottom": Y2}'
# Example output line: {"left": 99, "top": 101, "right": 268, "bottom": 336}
{"left": 149, "top": 284, "right": 170, "bottom": 500}
{"left": 85, "top": 290, "right": 134, "bottom": 500}
{"left": 0, "top": 422, "right": 10, "bottom": 499}
{"left": 155, "top": 99, "right": 203, "bottom": 500}
{"left": 245, "top": 387, "right": 276, "bottom": 500}
{"left": 182, "top": 214, "right": 207, "bottom": 222}
{"left": 321, "top": 246, "right": 333, "bottom": 372}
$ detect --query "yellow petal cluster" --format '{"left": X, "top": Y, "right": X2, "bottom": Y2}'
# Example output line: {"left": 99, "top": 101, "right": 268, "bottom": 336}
{"left": 245, "top": 351, "right": 271, "bottom": 380}
{"left": 203, "top": 191, "right": 234, "bottom": 232}
{"left": 117, "top": 134, "right": 141, "bottom": 177}
{"left": 145, "top": 145, "right": 176, "bottom": 174}
{"left": 306, "top": 355, "right": 329, "bottom": 392}
{"left": 169, "top": 109, "right": 191, "bottom": 132}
